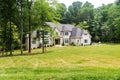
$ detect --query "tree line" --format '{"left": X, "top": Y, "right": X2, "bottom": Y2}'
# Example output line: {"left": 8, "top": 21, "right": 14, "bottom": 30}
{"left": 0, "top": 0, "right": 120, "bottom": 55}
{"left": 55, "top": 0, "right": 120, "bottom": 43}
{"left": 0, "top": 0, "right": 55, "bottom": 55}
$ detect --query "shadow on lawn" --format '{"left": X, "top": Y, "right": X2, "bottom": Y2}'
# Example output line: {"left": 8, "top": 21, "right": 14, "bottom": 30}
{"left": 0, "top": 50, "right": 53, "bottom": 58}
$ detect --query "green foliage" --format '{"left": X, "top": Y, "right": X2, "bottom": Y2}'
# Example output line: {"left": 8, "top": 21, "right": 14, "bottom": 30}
{"left": 55, "top": 3, "right": 67, "bottom": 23}
{"left": 63, "top": 1, "right": 120, "bottom": 43}
{"left": 66, "top": 1, "right": 83, "bottom": 24}
{"left": 77, "top": 21, "right": 89, "bottom": 29}
{"left": 32, "top": 0, "right": 54, "bottom": 30}
{"left": 1, "top": 0, "right": 120, "bottom": 53}
{"left": 110, "top": 5, "right": 120, "bottom": 41}
{"left": 6, "top": 22, "right": 20, "bottom": 49}
{"left": 91, "top": 4, "right": 119, "bottom": 42}
{"left": 0, "top": 22, "right": 20, "bottom": 50}
{"left": 0, "top": 0, "right": 20, "bottom": 54}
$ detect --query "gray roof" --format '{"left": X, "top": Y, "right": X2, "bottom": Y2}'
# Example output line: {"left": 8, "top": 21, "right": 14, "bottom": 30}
{"left": 71, "top": 28, "right": 83, "bottom": 38}
{"left": 57, "top": 24, "right": 74, "bottom": 31}
{"left": 46, "top": 22, "right": 58, "bottom": 29}
{"left": 46, "top": 22, "right": 74, "bottom": 31}
{"left": 46, "top": 22, "right": 90, "bottom": 38}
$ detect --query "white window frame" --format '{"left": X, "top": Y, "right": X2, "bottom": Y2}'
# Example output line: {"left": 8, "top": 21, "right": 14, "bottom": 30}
{"left": 64, "top": 32, "right": 69, "bottom": 36}
{"left": 64, "top": 38, "right": 69, "bottom": 43}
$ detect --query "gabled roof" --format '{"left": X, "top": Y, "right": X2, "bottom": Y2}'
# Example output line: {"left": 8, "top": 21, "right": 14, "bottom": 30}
{"left": 57, "top": 24, "right": 73, "bottom": 31}
{"left": 46, "top": 22, "right": 90, "bottom": 38}
{"left": 71, "top": 28, "right": 81, "bottom": 38}
{"left": 46, "top": 22, "right": 58, "bottom": 29}
{"left": 46, "top": 22, "right": 74, "bottom": 31}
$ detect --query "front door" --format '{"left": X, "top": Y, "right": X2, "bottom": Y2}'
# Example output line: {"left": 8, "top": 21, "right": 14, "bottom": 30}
{"left": 55, "top": 38, "right": 60, "bottom": 45}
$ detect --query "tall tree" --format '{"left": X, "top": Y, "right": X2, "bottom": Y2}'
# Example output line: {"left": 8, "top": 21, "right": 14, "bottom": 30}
{"left": 27, "top": 0, "right": 34, "bottom": 53}
{"left": 16, "top": 0, "right": 24, "bottom": 55}
{"left": 108, "top": 3, "right": 120, "bottom": 42}
{"left": 0, "top": 0, "right": 18, "bottom": 55}
{"left": 32, "top": 0, "right": 54, "bottom": 53}
{"left": 55, "top": 3, "right": 67, "bottom": 23}
{"left": 66, "top": 1, "right": 83, "bottom": 24}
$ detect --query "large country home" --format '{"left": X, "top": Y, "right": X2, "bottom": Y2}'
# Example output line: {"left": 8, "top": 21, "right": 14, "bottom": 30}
{"left": 26, "top": 22, "right": 92, "bottom": 49}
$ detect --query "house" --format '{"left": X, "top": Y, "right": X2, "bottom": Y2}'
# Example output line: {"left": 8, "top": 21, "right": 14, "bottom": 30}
{"left": 26, "top": 22, "right": 91, "bottom": 49}
{"left": 26, "top": 30, "right": 53, "bottom": 49}
{"left": 46, "top": 22, "right": 92, "bottom": 46}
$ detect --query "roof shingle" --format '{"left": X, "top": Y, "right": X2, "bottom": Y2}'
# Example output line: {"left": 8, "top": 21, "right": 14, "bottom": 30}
{"left": 46, "top": 22, "right": 89, "bottom": 38}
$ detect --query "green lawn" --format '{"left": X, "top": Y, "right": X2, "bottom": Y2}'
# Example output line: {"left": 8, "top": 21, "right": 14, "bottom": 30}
{"left": 0, "top": 45, "right": 120, "bottom": 80}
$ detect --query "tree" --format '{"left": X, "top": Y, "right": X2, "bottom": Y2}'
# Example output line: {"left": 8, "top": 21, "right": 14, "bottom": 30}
{"left": 0, "top": 0, "right": 18, "bottom": 55}
{"left": 66, "top": 1, "right": 83, "bottom": 24}
{"left": 55, "top": 3, "right": 67, "bottom": 23}
{"left": 27, "top": 0, "right": 34, "bottom": 53}
{"left": 108, "top": 4, "right": 120, "bottom": 42}
{"left": 77, "top": 21, "right": 89, "bottom": 29}
{"left": 16, "top": 0, "right": 24, "bottom": 55}
{"left": 32, "top": 0, "right": 54, "bottom": 53}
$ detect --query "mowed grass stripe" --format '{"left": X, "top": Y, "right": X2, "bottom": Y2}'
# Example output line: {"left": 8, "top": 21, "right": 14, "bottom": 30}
{"left": 0, "top": 45, "right": 120, "bottom": 79}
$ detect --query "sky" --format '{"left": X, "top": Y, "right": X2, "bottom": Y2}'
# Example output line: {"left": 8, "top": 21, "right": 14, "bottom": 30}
{"left": 58, "top": 0, "right": 115, "bottom": 8}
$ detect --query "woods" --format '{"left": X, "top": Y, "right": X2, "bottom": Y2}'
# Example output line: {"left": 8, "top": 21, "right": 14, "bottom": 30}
{"left": 0, "top": 0, "right": 120, "bottom": 55}
{"left": 60, "top": 1, "right": 120, "bottom": 43}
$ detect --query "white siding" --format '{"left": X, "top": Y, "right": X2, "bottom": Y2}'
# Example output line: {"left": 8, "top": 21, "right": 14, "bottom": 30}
{"left": 81, "top": 34, "right": 91, "bottom": 45}
{"left": 60, "top": 37, "right": 63, "bottom": 45}
{"left": 26, "top": 30, "right": 53, "bottom": 50}
{"left": 63, "top": 32, "right": 71, "bottom": 45}
{"left": 71, "top": 39, "right": 81, "bottom": 45}
{"left": 32, "top": 31, "right": 37, "bottom": 37}
{"left": 26, "top": 24, "right": 92, "bottom": 48}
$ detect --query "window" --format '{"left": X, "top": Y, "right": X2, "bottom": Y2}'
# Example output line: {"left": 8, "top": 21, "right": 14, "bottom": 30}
{"left": 77, "top": 40, "right": 79, "bottom": 44}
{"left": 84, "top": 39, "right": 88, "bottom": 43}
{"left": 64, "top": 38, "right": 69, "bottom": 43}
{"left": 64, "top": 32, "right": 68, "bottom": 36}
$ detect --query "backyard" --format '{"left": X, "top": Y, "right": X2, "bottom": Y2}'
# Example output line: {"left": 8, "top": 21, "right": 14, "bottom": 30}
{"left": 0, "top": 44, "right": 120, "bottom": 80}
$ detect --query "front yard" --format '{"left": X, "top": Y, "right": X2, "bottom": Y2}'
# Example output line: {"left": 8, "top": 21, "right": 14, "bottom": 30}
{"left": 0, "top": 45, "right": 120, "bottom": 80}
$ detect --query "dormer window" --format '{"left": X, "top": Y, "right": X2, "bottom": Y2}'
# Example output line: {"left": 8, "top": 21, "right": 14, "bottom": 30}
{"left": 65, "top": 32, "right": 68, "bottom": 35}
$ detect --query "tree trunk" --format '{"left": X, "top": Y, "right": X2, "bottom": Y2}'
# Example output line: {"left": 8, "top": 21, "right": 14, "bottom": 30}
{"left": 3, "top": 23, "right": 6, "bottom": 56}
{"left": 27, "top": 0, "right": 33, "bottom": 53}
{"left": 42, "top": 30, "right": 44, "bottom": 53}
{"left": 10, "top": 20, "right": 12, "bottom": 55}
{"left": 20, "top": 0, "right": 23, "bottom": 55}
{"left": 28, "top": 0, "right": 32, "bottom": 53}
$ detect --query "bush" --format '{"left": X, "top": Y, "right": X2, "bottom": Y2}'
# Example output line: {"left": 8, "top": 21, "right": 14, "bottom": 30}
{"left": 62, "top": 42, "right": 64, "bottom": 46}
{"left": 70, "top": 42, "right": 75, "bottom": 46}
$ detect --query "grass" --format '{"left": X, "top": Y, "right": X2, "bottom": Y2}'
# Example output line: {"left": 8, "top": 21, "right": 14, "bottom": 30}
{"left": 0, "top": 45, "right": 120, "bottom": 80}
